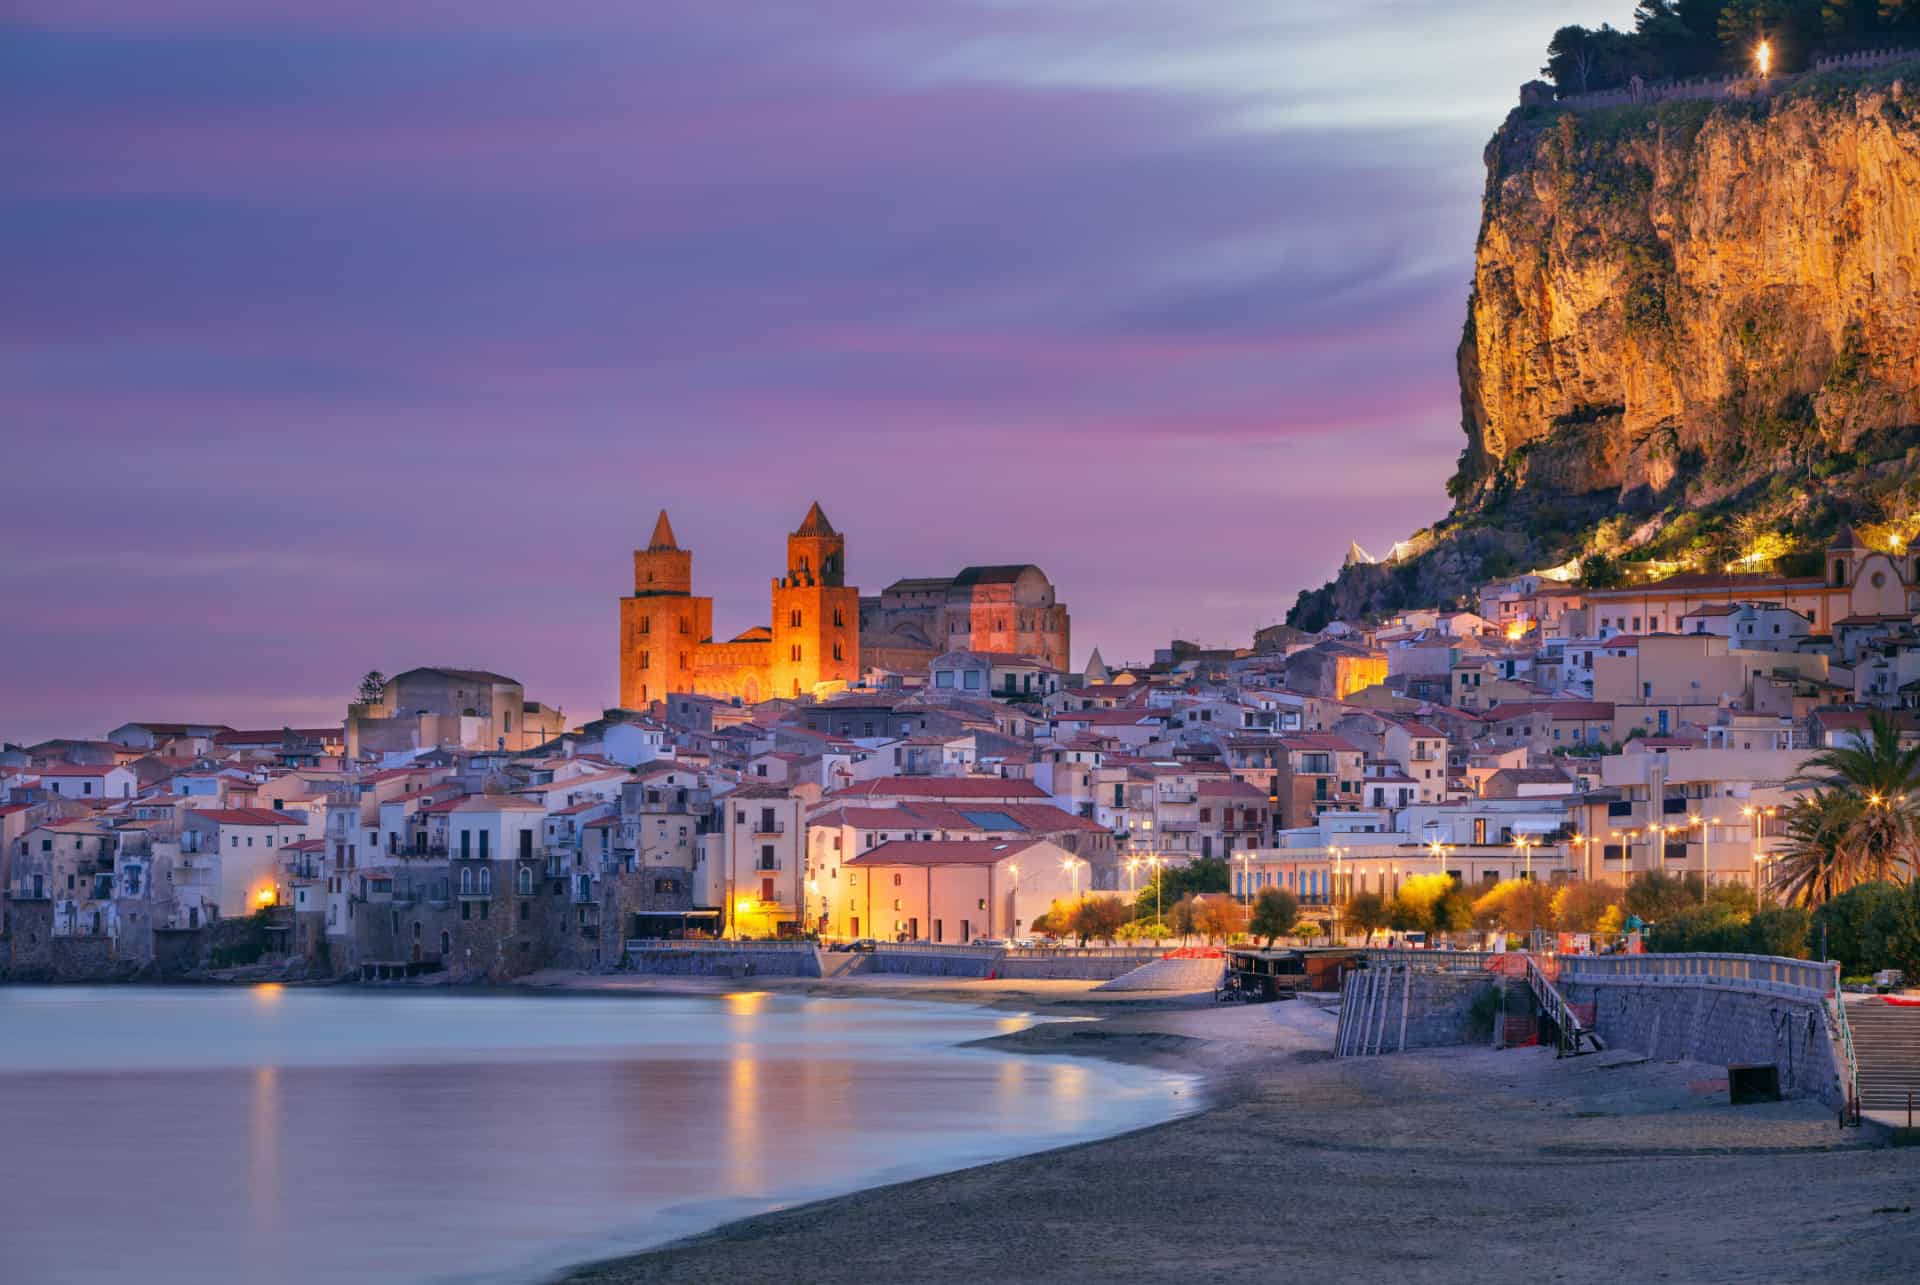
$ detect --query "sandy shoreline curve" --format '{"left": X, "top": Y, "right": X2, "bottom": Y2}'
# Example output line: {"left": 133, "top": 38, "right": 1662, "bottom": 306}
{"left": 528, "top": 971, "right": 1918, "bottom": 1285}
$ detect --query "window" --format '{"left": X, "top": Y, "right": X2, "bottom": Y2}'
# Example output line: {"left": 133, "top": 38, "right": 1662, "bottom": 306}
{"left": 893, "top": 872, "right": 903, "bottom": 886}
{"left": 790, "top": 609, "right": 802, "bottom": 627}
{"left": 639, "top": 617, "right": 650, "bottom": 634}
{"left": 516, "top": 867, "right": 533, "bottom": 895}
{"left": 639, "top": 652, "right": 650, "bottom": 670}
{"left": 833, "top": 608, "right": 844, "bottom": 627}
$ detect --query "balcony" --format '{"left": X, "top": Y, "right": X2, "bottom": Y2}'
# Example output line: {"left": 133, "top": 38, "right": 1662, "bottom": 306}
{"left": 571, "top": 885, "right": 597, "bottom": 905}
{"left": 754, "top": 859, "right": 783, "bottom": 873}
{"left": 751, "top": 822, "right": 787, "bottom": 837}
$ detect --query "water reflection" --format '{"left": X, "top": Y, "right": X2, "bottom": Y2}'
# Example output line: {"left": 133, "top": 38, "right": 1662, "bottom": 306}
{"left": 0, "top": 988, "right": 1191, "bottom": 1285}
{"left": 250, "top": 1066, "right": 281, "bottom": 1245}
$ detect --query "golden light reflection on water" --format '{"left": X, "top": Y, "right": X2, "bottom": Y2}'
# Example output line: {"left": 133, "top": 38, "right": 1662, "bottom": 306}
{"left": 252, "top": 983, "right": 285, "bottom": 1005}
{"left": 722, "top": 991, "right": 768, "bottom": 1013}
{"left": 1049, "top": 1058, "right": 1090, "bottom": 1102}
{"left": 249, "top": 1066, "right": 280, "bottom": 1237}
{"left": 726, "top": 1046, "right": 760, "bottom": 1191}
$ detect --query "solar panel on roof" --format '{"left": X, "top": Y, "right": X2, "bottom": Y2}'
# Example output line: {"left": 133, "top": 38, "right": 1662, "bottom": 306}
{"left": 957, "top": 810, "right": 1023, "bottom": 831}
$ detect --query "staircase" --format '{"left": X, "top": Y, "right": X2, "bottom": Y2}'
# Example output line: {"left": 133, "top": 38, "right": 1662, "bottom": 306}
{"left": 1848, "top": 1000, "right": 1920, "bottom": 1116}
{"left": 1524, "top": 954, "right": 1603, "bottom": 1057}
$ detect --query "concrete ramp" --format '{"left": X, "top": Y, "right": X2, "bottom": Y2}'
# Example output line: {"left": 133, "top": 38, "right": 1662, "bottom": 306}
{"left": 1092, "top": 955, "right": 1223, "bottom": 993}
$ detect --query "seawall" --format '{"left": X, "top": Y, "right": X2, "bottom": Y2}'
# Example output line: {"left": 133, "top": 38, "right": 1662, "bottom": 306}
{"left": 1562, "top": 977, "right": 1843, "bottom": 1106}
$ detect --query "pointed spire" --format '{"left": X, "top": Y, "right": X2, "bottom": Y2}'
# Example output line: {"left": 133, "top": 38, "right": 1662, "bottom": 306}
{"left": 794, "top": 501, "right": 836, "bottom": 537}
{"left": 648, "top": 510, "right": 679, "bottom": 551}
{"left": 1084, "top": 648, "right": 1109, "bottom": 683}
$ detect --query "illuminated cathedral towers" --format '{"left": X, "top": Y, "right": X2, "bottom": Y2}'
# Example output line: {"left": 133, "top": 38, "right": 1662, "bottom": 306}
{"left": 617, "top": 504, "right": 860, "bottom": 709}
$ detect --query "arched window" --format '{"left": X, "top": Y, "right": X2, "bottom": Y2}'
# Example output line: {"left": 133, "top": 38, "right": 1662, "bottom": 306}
{"left": 516, "top": 866, "right": 532, "bottom": 895}
{"left": 478, "top": 867, "right": 492, "bottom": 894}
{"left": 459, "top": 866, "right": 473, "bottom": 895}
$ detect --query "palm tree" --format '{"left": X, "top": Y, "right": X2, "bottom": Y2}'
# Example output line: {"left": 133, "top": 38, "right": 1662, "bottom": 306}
{"left": 1770, "top": 791, "right": 1869, "bottom": 906}
{"left": 1799, "top": 712, "right": 1920, "bottom": 807}
{"left": 1781, "top": 712, "right": 1920, "bottom": 899}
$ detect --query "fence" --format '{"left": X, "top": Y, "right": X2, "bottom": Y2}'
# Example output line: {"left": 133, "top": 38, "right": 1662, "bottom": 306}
{"left": 1363, "top": 948, "right": 1502, "bottom": 973}
{"left": 1555, "top": 48, "right": 1920, "bottom": 111}
{"left": 623, "top": 938, "right": 817, "bottom": 953}
{"left": 1560, "top": 951, "right": 1837, "bottom": 1000}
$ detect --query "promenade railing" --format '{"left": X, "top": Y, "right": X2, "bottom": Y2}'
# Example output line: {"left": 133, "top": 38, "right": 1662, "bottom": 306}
{"left": 1363, "top": 948, "right": 1501, "bottom": 973}
{"left": 1559, "top": 952, "right": 1836, "bottom": 1001}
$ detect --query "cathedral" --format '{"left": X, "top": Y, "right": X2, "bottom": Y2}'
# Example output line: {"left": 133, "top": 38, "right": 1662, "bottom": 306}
{"left": 617, "top": 503, "right": 860, "bottom": 708}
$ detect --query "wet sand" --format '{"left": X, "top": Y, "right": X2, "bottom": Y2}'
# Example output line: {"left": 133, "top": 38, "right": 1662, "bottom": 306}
{"left": 555, "top": 983, "right": 1920, "bottom": 1285}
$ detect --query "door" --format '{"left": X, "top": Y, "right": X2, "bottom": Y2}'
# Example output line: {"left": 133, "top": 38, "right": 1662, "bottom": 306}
{"left": 961, "top": 918, "right": 972, "bottom": 943}
{"left": 1657, "top": 709, "right": 1670, "bottom": 735}
{"left": 519, "top": 830, "right": 533, "bottom": 860}
{"left": 933, "top": 920, "right": 943, "bottom": 943}
{"left": 907, "top": 917, "right": 919, "bottom": 940}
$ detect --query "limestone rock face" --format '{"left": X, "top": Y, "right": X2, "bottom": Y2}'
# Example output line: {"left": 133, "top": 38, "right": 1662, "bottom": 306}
{"left": 1457, "top": 85, "right": 1920, "bottom": 502}
{"left": 1287, "top": 79, "right": 1920, "bottom": 630}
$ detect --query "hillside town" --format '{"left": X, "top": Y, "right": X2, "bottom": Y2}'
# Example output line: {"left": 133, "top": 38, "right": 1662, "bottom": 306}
{"left": 4, "top": 511, "right": 1919, "bottom": 983}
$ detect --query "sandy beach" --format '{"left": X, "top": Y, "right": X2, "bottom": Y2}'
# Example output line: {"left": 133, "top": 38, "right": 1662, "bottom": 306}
{"left": 542, "top": 972, "right": 1920, "bottom": 1285}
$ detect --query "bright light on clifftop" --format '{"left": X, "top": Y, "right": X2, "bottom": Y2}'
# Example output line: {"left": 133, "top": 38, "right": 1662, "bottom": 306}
{"left": 1755, "top": 39, "right": 1772, "bottom": 77}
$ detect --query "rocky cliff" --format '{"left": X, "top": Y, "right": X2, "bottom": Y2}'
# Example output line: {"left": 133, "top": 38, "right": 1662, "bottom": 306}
{"left": 1291, "top": 65, "right": 1920, "bottom": 628}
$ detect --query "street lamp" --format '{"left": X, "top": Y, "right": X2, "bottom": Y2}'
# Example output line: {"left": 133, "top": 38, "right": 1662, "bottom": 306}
{"left": 1571, "top": 831, "right": 1590, "bottom": 882}
{"left": 1062, "top": 855, "right": 1083, "bottom": 899}
{"left": 1329, "top": 844, "right": 1345, "bottom": 942}
{"left": 1688, "top": 812, "right": 1708, "bottom": 900}
{"left": 1147, "top": 854, "right": 1166, "bottom": 929}
{"left": 1234, "top": 851, "right": 1253, "bottom": 909}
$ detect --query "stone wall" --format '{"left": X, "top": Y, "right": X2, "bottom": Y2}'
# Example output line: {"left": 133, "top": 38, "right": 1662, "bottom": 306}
{"left": 868, "top": 948, "right": 995, "bottom": 978}
{"left": 997, "top": 953, "right": 1159, "bottom": 980}
{"left": 1563, "top": 978, "right": 1843, "bottom": 1106}
{"left": 1338, "top": 969, "right": 1502, "bottom": 1055}
{"left": 4, "top": 900, "right": 54, "bottom": 979}
{"left": 627, "top": 946, "right": 822, "bottom": 978}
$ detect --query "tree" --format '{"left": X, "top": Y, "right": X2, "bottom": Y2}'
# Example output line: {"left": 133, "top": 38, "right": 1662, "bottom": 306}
{"left": 1132, "top": 856, "right": 1229, "bottom": 921}
{"left": 1774, "top": 713, "right": 1920, "bottom": 902}
{"left": 1430, "top": 885, "right": 1475, "bottom": 936}
{"left": 1811, "top": 881, "right": 1905, "bottom": 973}
{"left": 1625, "top": 870, "right": 1702, "bottom": 924}
{"left": 1746, "top": 905, "right": 1811, "bottom": 958}
{"left": 1579, "top": 551, "right": 1625, "bottom": 590}
{"left": 1029, "top": 900, "right": 1070, "bottom": 938}
{"left": 1168, "top": 894, "right": 1199, "bottom": 940}
{"left": 1070, "top": 896, "right": 1129, "bottom": 945}
{"left": 1191, "top": 896, "right": 1244, "bottom": 944}
{"left": 1551, "top": 880, "right": 1617, "bottom": 932}
{"left": 1388, "top": 873, "right": 1455, "bottom": 934}
{"left": 356, "top": 670, "right": 388, "bottom": 703}
{"left": 1472, "top": 879, "right": 1556, "bottom": 934}
{"left": 1249, "top": 887, "right": 1300, "bottom": 947}
{"left": 1343, "top": 890, "right": 1391, "bottom": 938}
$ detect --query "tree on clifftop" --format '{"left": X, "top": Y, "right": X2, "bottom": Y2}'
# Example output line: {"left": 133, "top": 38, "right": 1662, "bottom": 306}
{"left": 357, "top": 670, "right": 388, "bottom": 703}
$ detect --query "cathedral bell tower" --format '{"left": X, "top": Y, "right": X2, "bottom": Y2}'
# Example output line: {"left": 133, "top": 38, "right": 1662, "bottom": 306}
{"left": 618, "top": 510, "right": 712, "bottom": 709}
{"left": 769, "top": 502, "right": 859, "bottom": 698}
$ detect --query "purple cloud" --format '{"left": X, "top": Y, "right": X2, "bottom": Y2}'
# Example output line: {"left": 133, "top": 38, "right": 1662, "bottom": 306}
{"left": 0, "top": 2, "right": 1605, "bottom": 741}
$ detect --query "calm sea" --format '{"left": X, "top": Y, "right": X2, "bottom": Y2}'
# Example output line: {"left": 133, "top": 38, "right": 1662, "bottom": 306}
{"left": 0, "top": 986, "right": 1192, "bottom": 1284}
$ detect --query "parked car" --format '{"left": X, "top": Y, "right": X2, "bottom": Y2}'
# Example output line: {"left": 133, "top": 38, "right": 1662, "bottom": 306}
{"left": 827, "top": 938, "right": 878, "bottom": 953}
{"left": 969, "top": 938, "right": 1010, "bottom": 948}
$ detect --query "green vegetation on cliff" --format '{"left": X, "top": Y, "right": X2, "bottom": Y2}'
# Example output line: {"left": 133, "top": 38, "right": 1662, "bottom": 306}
{"left": 1288, "top": 66, "right": 1920, "bottom": 631}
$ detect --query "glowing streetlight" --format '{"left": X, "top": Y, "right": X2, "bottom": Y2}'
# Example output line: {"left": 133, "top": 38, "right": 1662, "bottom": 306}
{"left": 1755, "top": 39, "right": 1772, "bottom": 78}
{"left": 1061, "top": 855, "right": 1083, "bottom": 898}
{"left": 1234, "top": 851, "right": 1254, "bottom": 909}
{"left": 1688, "top": 812, "right": 1709, "bottom": 899}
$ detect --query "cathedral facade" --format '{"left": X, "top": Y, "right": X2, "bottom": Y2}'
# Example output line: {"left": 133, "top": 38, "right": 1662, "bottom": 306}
{"left": 861, "top": 564, "right": 1071, "bottom": 674}
{"left": 617, "top": 504, "right": 860, "bottom": 708}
